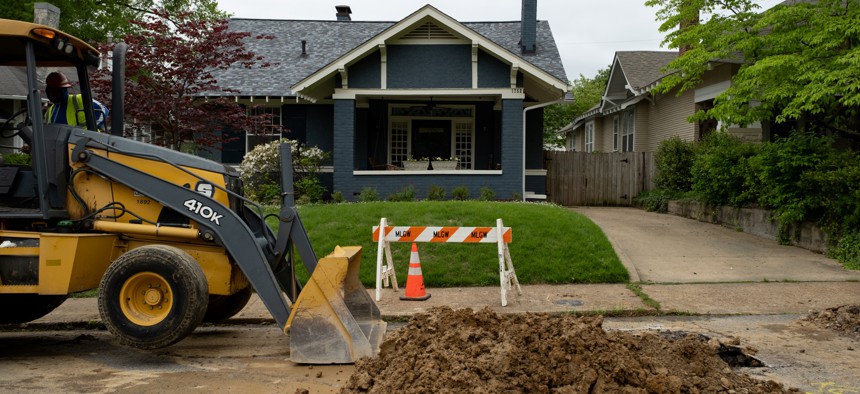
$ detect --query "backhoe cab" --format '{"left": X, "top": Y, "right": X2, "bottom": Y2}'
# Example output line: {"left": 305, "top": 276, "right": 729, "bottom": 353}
{"left": 0, "top": 18, "right": 384, "bottom": 364}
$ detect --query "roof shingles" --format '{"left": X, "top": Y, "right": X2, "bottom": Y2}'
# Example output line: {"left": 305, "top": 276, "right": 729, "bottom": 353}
{"left": 211, "top": 17, "right": 567, "bottom": 97}
{"left": 615, "top": 51, "right": 677, "bottom": 91}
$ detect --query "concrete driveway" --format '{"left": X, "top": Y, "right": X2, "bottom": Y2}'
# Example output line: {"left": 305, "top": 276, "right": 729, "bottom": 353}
{"left": 573, "top": 207, "right": 860, "bottom": 283}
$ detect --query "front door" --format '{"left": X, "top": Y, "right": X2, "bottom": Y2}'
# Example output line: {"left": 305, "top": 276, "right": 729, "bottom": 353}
{"left": 411, "top": 119, "right": 450, "bottom": 161}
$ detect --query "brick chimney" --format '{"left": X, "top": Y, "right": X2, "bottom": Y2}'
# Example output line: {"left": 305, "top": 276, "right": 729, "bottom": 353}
{"left": 34, "top": 2, "right": 61, "bottom": 28}
{"left": 335, "top": 5, "right": 352, "bottom": 21}
{"left": 520, "top": 0, "right": 537, "bottom": 54}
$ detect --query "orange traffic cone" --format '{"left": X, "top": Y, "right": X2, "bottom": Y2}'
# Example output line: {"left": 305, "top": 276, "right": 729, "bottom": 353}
{"left": 400, "top": 243, "right": 430, "bottom": 301}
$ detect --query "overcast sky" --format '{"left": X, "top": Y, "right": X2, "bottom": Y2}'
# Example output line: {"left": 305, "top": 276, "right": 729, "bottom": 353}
{"left": 216, "top": 0, "right": 784, "bottom": 83}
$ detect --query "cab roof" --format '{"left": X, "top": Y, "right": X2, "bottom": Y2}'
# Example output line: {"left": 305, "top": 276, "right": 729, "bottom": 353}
{"left": 0, "top": 18, "right": 99, "bottom": 67}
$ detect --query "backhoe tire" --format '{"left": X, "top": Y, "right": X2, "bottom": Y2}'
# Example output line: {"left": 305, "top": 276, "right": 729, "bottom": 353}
{"left": 98, "top": 245, "right": 208, "bottom": 349}
{"left": 0, "top": 294, "right": 67, "bottom": 324}
{"left": 203, "top": 286, "right": 252, "bottom": 322}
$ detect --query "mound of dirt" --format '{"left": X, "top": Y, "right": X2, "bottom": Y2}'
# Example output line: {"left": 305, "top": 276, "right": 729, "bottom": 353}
{"left": 802, "top": 304, "right": 860, "bottom": 339}
{"left": 342, "top": 307, "right": 797, "bottom": 393}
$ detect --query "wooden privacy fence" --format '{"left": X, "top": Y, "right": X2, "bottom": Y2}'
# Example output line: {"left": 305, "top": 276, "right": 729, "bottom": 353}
{"left": 545, "top": 151, "right": 655, "bottom": 206}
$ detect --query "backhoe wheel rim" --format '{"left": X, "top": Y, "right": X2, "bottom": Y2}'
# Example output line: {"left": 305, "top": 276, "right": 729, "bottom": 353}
{"left": 119, "top": 272, "right": 173, "bottom": 326}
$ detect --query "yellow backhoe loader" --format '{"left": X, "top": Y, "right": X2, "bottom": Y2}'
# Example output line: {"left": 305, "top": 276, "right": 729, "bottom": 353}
{"left": 0, "top": 18, "right": 385, "bottom": 364}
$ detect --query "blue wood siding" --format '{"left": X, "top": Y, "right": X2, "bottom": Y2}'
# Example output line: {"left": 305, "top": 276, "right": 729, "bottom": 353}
{"left": 477, "top": 50, "right": 509, "bottom": 88}
{"left": 305, "top": 105, "right": 334, "bottom": 153}
{"left": 500, "top": 99, "right": 524, "bottom": 197}
{"left": 348, "top": 51, "right": 381, "bottom": 88}
{"left": 387, "top": 45, "right": 471, "bottom": 88}
{"left": 333, "top": 99, "right": 355, "bottom": 195}
{"left": 341, "top": 175, "right": 512, "bottom": 200}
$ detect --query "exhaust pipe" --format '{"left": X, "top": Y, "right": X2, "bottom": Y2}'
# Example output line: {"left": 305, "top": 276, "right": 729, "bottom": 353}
{"left": 110, "top": 43, "right": 126, "bottom": 136}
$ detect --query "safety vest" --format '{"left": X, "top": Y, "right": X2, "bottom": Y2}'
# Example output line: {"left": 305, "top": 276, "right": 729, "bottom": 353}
{"left": 45, "top": 94, "right": 87, "bottom": 128}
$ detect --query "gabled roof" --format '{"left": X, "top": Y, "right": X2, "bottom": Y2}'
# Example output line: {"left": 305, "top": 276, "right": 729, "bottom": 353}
{"left": 210, "top": 5, "right": 568, "bottom": 98}
{"left": 594, "top": 50, "right": 676, "bottom": 114}
{"left": 614, "top": 51, "right": 677, "bottom": 93}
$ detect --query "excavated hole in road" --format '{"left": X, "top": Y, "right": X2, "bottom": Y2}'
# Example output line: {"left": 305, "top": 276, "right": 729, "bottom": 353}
{"left": 654, "top": 330, "right": 765, "bottom": 368}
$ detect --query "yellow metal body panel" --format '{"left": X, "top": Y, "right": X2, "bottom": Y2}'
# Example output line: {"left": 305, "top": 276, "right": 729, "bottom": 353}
{"left": 40, "top": 234, "right": 120, "bottom": 294}
{"left": 67, "top": 146, "right": 230, "bottom": 224}
{"left": 0, "top": 231, "right": 119, "bottom": 294}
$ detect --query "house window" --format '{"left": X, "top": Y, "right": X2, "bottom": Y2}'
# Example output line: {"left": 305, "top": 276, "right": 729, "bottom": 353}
{"left": 246, "top": 106, "right": 283, "bottom": 153}
{"left": 454, "top": 121, "right": 473, "bottom": 169}
{"left": 612, "top": 116, "right": 619, "bottom": 151}
{"left": 621, "top": 107, "right": 634, "bottom": 152}
{"left": 584, "top": 121, "right": 594, "bottom": 153}
{"left": 131, "top": 123, "right": 153, "bottom": 144}
{"left": 388, "top": 104, "right": 474, "bottom": 168}
{"left": 389, "top": 120, "right": 409, "bottom": 166}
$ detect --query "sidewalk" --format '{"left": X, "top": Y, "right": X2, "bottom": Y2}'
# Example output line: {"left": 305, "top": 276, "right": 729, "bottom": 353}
{"left": 27, "top": 207, "right": 860, "bottom": 325}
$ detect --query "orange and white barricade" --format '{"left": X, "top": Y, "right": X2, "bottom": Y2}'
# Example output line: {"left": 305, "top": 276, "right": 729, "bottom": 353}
{"left": 372, "top": 218, "right": 522, "bottom": 306}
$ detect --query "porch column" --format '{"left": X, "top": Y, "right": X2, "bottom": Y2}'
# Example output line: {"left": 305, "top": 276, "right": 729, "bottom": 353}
{"left": 333, "top": 99, "right": 355, "bottom": 199}
{"left": 501, "top": 99, "right": 524, "bottom": 199}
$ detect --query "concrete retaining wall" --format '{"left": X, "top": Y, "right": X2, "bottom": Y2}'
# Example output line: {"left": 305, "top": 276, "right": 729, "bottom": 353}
{"left": 667, "top": 200, "right": 828, "bottom": 253}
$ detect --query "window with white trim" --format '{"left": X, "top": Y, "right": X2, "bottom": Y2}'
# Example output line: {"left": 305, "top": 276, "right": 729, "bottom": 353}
{"left": 454, "top": 121, "right": 473, "bottom": 169}
{"left": 132, "top": 123, "right": 153, "bottom": 144}
{"left": 389, "top": 120, "right": 409, "bottom": 166}
{"left": 246, "top": 106, "right": 282, "bottom": 153}
{"left": 621, "top": 107, "right": 634, "bottom": 152}
{"left": 388, "top": 104, "right": 474, "bottom": 168}
{"left": 584, "top": 121, "right": 594, "bottom": 153}
{"left": 612, "top": 116, "right": 619, "bottom": 151}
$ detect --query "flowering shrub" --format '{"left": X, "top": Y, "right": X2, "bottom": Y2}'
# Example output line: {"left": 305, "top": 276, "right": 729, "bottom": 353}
{"left": 240, "top": 138, "right": 330, "bottom": 204}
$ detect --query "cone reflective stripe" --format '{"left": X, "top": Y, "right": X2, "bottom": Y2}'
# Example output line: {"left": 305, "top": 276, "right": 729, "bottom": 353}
{"left": 400, "top": 243, "right": 430, "bottom": 301}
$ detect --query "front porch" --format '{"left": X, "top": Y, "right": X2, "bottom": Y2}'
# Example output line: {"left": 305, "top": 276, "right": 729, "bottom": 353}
{"left": 332, "top": 94, "right": 545, "bottom": 200}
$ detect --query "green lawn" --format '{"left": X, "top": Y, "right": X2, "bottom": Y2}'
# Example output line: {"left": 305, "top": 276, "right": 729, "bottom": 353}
{"left": 270, "top": 201, "right": 628, "bottom": 287}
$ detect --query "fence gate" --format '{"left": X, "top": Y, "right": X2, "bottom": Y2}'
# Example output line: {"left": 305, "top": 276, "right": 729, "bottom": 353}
{"left": 545, "top": 151, "right": 654, "bottom": 206}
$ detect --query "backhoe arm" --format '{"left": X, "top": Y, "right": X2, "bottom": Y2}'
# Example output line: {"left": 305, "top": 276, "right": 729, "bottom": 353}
{"left": 72, "top": 144, "right": 295, "bottom": 330}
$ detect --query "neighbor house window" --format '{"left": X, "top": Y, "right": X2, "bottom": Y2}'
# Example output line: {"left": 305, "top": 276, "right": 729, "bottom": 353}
{"left": 612, "top": 116, "right": 619, "bottom": 151}
{"left": 584, "top": 121, "right": 594, "bottom": 153}
{"left": 246, "top": 106, "right": 282, "bottom": 153}
{"left": 132, "top": 122, "right": 153, "bottom": 144}
{"left": 621, "top": 107, "right": 634, "bottom": 152}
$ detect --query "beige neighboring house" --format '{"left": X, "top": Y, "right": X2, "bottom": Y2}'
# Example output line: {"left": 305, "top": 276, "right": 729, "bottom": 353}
{"left": 562, "top": 50, "right": 763, "bottom": 153}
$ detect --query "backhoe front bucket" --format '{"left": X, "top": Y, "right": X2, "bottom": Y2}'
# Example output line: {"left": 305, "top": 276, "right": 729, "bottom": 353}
{"left": 286, "top": 246, "right": 387, "bottom": 364}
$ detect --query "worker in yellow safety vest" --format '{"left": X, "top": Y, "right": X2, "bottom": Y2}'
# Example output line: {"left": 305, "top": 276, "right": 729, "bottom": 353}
{"left": 44, "top": 71, "right": 108, "bottom": 131}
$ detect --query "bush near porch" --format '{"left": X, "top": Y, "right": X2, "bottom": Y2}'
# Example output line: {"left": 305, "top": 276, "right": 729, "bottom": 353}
{"left": 266, "top": 201, "right": 628, "bottom": 287}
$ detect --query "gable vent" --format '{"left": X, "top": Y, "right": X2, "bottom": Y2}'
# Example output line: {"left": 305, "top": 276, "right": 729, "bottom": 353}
{"left": 402, "top": 22, "right": 458, "bottom": 40}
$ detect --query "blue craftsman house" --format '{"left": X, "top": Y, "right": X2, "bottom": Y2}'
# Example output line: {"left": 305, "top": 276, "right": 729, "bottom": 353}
{"left": 208, "top": 1, "right": 569, "bottom": 200}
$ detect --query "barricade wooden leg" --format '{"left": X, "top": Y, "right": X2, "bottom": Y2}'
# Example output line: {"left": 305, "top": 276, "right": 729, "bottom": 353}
{"left": 375, "top": 218, "right": 387, "bottom": 301}
{"left": 375, "top": 217, "right": 399, "bottom": 301}
{"left": 496, "top": 219, "right": 521, "bottom": 306}
{"left": 504, "top": 244, "right": 522, "bottom": 295}
{"left": 383, "top": 242, "right": 398, "bottom": 292}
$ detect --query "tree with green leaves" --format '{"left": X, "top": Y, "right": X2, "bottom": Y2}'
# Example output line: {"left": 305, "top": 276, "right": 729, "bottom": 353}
{"left": 646, "top": 0, "right": 860, "bottom": 145}
{"left": 0, "top": 0, "right": 226, "bottom": 43}
{"left": 90, "top": 8, "right": 274, "bottom": 151}
{"left": 543, "top": 67, "right": 609, "bottom": 148}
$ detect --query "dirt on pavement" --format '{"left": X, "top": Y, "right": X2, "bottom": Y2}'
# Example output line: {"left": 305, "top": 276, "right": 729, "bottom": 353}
{"left": 801, "top": 304, "right": 860, "bottom": 340}
{"left": 342, "top": 307, "right": 798, "bottom": 393}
